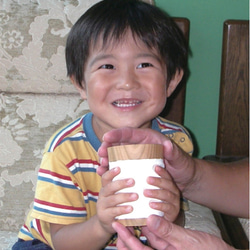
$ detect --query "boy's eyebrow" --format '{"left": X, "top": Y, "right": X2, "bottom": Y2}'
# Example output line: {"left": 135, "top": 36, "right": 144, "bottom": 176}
{"left": 89, "top": 54, "right": 114, "bottom": 67}
{"left": 88, "top": 52, "right": 162, "bottom": 67}
{"left": 136, "top": 53, "right": 162, "bottom": 63}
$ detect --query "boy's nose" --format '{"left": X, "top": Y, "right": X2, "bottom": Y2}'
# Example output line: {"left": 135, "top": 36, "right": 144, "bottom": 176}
{"left": 116, "top": 70, "right": 140, "bottom": 90}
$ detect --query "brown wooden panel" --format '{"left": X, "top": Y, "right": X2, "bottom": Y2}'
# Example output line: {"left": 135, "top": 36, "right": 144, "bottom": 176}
{"left": 216, "top": 20, "right": 249, "bottom": 157}
{"left": 213, "top": 211, "right": 249, "bottom": 249}
{"left": 161, "top": 18, "right": 190, "bottom": 125}
{"left": 204, "top": 20, "right": 249, "bottom": 249}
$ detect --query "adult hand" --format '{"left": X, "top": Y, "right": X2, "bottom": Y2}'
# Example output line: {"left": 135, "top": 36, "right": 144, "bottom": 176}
{"left": 98, "top": 127, "right": 195, "bottom": 194}
{"left": 112, "top": 215, "right": 235, "bottom": 250}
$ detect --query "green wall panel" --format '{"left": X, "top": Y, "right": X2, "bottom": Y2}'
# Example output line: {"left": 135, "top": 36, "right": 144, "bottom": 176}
{"left": 155, "top": 0, "right": 249, "bottom": 157}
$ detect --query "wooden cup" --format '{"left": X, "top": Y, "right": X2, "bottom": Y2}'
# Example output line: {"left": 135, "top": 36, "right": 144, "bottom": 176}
{"left": 108, "top": 144, "right": 164, "bottom": 226}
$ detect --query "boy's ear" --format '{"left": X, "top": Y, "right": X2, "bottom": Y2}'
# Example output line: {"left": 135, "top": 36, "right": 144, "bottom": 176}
{"left": 166, "top": 69, "right": 184, "bottom": 97}
{"left": 70, "top": 76, "right": 87, "bottom": 100}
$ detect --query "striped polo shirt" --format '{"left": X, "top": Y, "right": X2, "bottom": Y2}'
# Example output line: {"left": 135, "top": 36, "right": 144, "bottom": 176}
{"left": 18, "top": 112, "right": 193, "bottom": 249}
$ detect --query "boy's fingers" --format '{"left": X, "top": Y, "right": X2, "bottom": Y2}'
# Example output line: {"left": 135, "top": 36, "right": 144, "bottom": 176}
{"left": 98, "top": 141, "right": 110, "bottom": 158}
{"left": 97, "top": 160, "right": 109, "bottom": 176}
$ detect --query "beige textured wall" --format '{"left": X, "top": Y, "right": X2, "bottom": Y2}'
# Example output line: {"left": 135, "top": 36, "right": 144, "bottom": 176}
{"left": 0, "top": 0, "right": 155, "bottom": 235}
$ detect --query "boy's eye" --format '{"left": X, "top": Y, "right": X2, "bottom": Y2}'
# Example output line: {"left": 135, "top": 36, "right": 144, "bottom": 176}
{"left": 137, "top": 63, "right": 153, "bottom": 69}
{"left": 99, "top": 64, "right": 115, "bottom": 69}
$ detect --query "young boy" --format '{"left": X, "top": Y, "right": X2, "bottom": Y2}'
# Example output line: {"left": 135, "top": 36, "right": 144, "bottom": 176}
{"left": 13, "top": 0, "right": 193, "bottom": 249}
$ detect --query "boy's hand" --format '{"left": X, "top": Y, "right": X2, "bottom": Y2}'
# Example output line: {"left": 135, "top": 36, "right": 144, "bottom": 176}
{"left": 96, "top": 166, "right": 138, "bottom": 234}
{"left": 144, "top": 165, "right": 180, "bottom": 222}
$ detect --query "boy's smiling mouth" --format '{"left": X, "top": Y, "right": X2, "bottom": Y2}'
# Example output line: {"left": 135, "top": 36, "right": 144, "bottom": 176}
{"left": 112, "top": 99, "right": 142, "bottom": 108}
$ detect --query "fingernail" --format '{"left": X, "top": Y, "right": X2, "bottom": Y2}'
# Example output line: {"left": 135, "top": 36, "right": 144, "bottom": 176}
{"left": 111, "top": 167, "right": 119, "bottom": 174}
{"left": 147, "top": 177, "right": 154, "bottom": 185}
{"left": 148, "top": 215, "right": 160, "bottom": 230}
{"left": 126, "top": 178, "right": 134, "bottom": 185}
{"left": 99, "top": 157, "right": 103, "bottom": 165}
{"left": 130, "top": 193, "right": 138, "bottom": 200}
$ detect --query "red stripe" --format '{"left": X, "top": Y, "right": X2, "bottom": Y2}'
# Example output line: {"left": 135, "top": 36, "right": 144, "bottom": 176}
{"left": 83, "top": 189, "right": 99, "bottom": 197}
{"left": 35, "top": 219, "right": 48, "bottom": 243}
{"left": 22, "top": 224, "right": 29, "bottom": 231}
{"left": 39, "top": 169, "right": 72, "bottom": 181}
{"left": 157, "top": 118, "right": 182, "bottom": 132}
{"left": 53, "top": 119, "right": 83, "bottom": 149}
{"left": 66, "top": 158, "right": 100, "bottom": 168}
{"left": 34, "top": 198, "right": 86, "bottom": 211}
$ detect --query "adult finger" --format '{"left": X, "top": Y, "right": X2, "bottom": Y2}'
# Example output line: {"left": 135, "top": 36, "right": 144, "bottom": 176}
{"left": 112, "top": 222, "right": 152, "bottom": 250}
{"left": 147, "top": 215, "right": 235, "bottom": 250}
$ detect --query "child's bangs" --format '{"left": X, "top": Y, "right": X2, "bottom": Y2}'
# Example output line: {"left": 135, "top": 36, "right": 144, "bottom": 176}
{"left": 91, "top": 22, "right": 158, "bottom": 53}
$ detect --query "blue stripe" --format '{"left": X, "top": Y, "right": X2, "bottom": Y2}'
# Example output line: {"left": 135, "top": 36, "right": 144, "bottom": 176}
{"left": 33, "top": 206, "right": 86, "bottom": 218}
{"left": 83, "top": 113, "right": 101, "bottom": 151}
{"left": 20, "top": 227, "right": 34, "bottom": 239}
{"left": 37, "top": 176, "right": 77, "bottom": 189}
{"left": 153, "top": 117, "right": 185, "bottom": 133}
{"left": 71, "top": 167, "right": 96, "bottom": 175}
{"left": 87, "top": 196, "right": 98, "bottom": 203}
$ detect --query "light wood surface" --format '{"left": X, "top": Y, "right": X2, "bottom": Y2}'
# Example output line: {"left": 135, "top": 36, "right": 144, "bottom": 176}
{"left": 108, "top": 144, "right": 163, "bottom": 162}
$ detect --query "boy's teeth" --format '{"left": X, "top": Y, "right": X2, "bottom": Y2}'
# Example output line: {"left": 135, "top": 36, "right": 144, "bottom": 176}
{"left": 113, "top": 100, "right": 141, "bottom": 107}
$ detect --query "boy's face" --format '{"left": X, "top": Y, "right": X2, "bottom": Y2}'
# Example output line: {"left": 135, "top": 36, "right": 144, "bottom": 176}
{"left": 73, "top": 31, "right": 183, "bottom": 140}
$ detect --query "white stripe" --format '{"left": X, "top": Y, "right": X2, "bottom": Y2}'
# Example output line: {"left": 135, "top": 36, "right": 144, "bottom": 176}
{"left": 21, "top": 225, "right": 30, "bottom": 233}
{"left": 159, "top": 121, "right": 183, "bottom": 132}
{"left": 68, "top": 162, "right": 99, "bottom": 172}
{"left": 87, "top": 193, "right": 98, "bottom": 199}
{"left": 50, "top": 117, "right": 83, "bottom": 150}
{"left": 70, "top": 132, "right": 85, "bottom": 138}
{"left": 39, "top": 172, "right": 74, "bottom": 186}
{"left": 32, "top": 219, "right": 38, "bottom": 231}
{"left": 140, "top": 236, "right": 147, "bottom": 241}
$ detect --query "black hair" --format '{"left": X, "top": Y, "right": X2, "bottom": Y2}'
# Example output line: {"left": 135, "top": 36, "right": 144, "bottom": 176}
{"left": 66, "top": 0, "right": 187, "bottom": 88}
